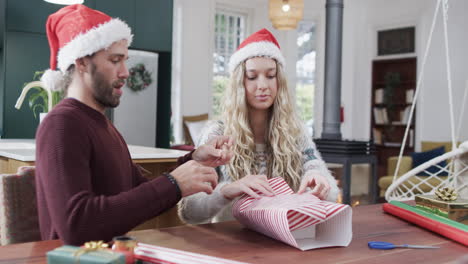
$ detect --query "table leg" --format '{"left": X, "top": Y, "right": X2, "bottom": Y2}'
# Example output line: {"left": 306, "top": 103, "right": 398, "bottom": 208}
{"left": 342, "top": 160, "right": 351, "bottom": 204}
{"left": 369, "top": 157, "right": 378, "bottom": 203}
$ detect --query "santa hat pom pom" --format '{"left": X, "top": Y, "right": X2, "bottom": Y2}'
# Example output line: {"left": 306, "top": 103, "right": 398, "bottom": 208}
{"left": 41, "top": 69, "right": 65, "bottom": 91}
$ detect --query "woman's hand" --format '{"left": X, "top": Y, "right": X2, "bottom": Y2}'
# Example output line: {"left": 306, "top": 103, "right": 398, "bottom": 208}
{"left": 297, "top": 171, "right": 330, "bottom": 200}
{"left": 220, "top": 174, "right": 275, "bottom": 200}
{"left": 192, "top": 135, "right": 234, "bottom": 167}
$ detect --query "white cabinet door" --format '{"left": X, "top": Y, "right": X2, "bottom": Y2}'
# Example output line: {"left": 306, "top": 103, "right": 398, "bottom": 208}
{"left": 114, "top": 50, "right": 158, "bottom": 147}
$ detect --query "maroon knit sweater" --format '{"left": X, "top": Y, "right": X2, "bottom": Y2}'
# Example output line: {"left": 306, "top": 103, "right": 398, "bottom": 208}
{"left": 35, "top": 98, "right": 188, "bottom": 245}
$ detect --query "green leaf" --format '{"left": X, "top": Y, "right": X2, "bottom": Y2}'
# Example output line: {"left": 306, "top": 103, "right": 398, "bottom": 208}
{"left": 28, "top": 92, "right": 42, "bottom": 107}
{"left": 33, "top": 71, "right": 44, "bottom": 81}
{"left": 31, "top": 104, "right": 45, "bottom": 119}
{"left": 20, "top": 71, "right": 64, "bottom": 117}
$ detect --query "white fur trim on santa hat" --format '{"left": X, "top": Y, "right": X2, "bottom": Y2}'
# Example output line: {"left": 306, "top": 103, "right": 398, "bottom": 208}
{"left": 57, "top": 18, "right": 133, "bottom": 72}
{"left": 41, "top": 69, "right": 65, "bottom": 92}
{"left": 228, "top": 41, "right": 285, "bottom": 73}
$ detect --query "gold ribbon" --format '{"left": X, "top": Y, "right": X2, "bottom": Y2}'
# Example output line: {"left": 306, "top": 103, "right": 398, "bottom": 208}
{"left": 435, "top": 187, "right": 458, "bottom": 201}
{"left": 73, "top": 241, "right": 112, "bottom": 264}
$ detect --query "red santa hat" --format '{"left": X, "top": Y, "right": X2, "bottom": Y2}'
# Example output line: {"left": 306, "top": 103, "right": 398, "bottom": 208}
{"left": 41, "top": 4, "right": 133, "bottom": 91}
{"left": 228, "top": 28, "right": 285, "bottom": 73}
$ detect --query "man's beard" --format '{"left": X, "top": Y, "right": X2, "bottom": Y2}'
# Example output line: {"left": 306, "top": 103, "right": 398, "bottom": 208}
{"left": 90, "top": 63, "right": 124, "bottom": 108}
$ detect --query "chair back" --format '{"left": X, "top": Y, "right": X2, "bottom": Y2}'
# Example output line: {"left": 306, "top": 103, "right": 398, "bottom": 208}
{"left": 182, "top": 113, "right": 209, "bottom": 146}
{"left": 386, "top": 141, "right": 468, "bottom": 201}
{"left": 0, "top": 166, "right": 41, "bottom": 245}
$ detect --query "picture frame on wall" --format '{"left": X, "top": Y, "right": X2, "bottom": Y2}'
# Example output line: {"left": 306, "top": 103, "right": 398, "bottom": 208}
{"left": 113, "top": 49, "right": 159, "bottom": 147}
{"left": 377, "top": 27, "right": 415, "bottom": 56}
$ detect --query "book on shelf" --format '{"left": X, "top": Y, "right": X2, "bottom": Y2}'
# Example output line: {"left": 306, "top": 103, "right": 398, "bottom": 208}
{"left": 372, "top": 128, "right": 382, "bottom": 145}
{"left": 373, "top": 108, "right": 381, "bottom": 124}
{"left": 383, "top": 142, "right": 402, "bottom": 147}
{"left": 391, "top": 121, "right": 405, "bottom": 125}
{"left": 400, "top": 106, "right": 411, "bottom": 124}
{"left": 406, "top": 89, "right": 415, "bottom": 104}
{"left": 409, "top": 128, "right": 414, "bottom": 147}
{"left": 374, "top": 88, "right": 384, "bottom": 104}
{"left": 382, "top": 134, "right": 414, "bottom": 148}
{"left": 373, "top": 107, "right": 388, "bottom": 124}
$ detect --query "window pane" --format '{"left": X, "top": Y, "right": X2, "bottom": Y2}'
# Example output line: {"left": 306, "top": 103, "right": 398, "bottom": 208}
{"left": 212, "top": 10, "right": 247, "bottom": 119}
{"left": 296, "top": 21, "right": 316, "bottom": 136}
{"left": 212, "top": 76, "right": 230, "bottom": 118}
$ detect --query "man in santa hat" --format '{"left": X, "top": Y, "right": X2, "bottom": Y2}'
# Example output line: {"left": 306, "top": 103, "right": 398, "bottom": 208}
{"left": 35, "top": 4, "right": 233, "bottom": 245}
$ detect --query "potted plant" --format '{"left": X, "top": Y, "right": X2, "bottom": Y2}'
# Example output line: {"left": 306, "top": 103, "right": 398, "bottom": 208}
{"left": 382, "top": 71, "right": 401, "bottom": 142}
{"left": 383, "top": 71, "right": 401, "bottom": 122}
{"left": 15, "top": 71, "right": 63, "bottom": 122}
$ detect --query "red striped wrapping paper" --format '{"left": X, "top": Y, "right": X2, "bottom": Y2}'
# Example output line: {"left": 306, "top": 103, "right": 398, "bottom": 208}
{"left": 134, "top": 243, "right": 250, "bottom": 264}
{"left": 232, "top": 177, "right": 352, "bottom": 250}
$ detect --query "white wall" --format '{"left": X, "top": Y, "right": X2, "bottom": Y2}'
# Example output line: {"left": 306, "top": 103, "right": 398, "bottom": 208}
{"left": 417, "top": 0, "right": 468, "bottom": 144}
{"left": 172, "top": 0, "right": 216, "bottom": 143}
{"left": 349, "top": 0, "right": 428, "bottom": 142}
{"left": 172, "top": 0, "right": 468, "bottom": 145}
{"left": 172, "top": 0, "right": 325, "bottom": 143}
{"left": 349, "top": 0, "right": 468, "bottom": 145}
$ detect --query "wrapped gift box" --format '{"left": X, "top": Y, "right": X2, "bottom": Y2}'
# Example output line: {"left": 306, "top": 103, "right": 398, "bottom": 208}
{"left": 47, "top": 245, "right": 125, "bottom": 264}
{"left": 415, "top": 194, "right": 468, "bottom": 224}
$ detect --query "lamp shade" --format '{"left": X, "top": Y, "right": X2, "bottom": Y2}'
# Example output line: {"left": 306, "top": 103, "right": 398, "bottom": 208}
{"left": 269, "top": 0, "right": 304, "bottom": 30}
{"left": 44, "top": 0, "right": 83, "bottom": 5}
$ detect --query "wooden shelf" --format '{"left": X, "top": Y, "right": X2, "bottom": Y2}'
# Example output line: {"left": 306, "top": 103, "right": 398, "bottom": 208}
{"left": 374, "top": 103, "right": 412, "bottom": 107}
{"left": 375, "top": 143, "right": 414, "bottom": 148}
{"left": 374, "top": 123, "right": 414, "bottom": 127}
{"left": 371, "top": 57, "right": 417, "bottom": 180}
{"left": 374, "top": 80, "right": 415, "bottom": 86}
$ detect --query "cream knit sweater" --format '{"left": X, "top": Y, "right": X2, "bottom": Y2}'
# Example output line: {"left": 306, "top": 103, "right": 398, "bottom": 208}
{"left": 178, "top": 121, "right": 339, "bottom": 224}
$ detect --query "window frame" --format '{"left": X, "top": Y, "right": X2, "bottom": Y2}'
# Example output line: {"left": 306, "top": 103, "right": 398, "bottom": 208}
{"left": 295, "top": 19, "right": 318, "bottom": 134}
{"left": 211, "top": 4, "right": 251, "bottom": 118}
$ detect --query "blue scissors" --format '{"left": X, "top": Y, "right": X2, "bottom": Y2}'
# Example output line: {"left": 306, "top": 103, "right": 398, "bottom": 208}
{"left": 368, "top": 241, "right": 440, "bottom": 250}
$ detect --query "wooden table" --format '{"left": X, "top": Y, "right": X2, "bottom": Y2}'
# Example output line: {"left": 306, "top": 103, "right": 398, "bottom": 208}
{"left": 0, "top": 204, "right": 466, "bottom": 264}
{"left": 0, "top": 141, "right": 188, "bottom": 230}
{"left": 0, "top": 141, "right": 185, "bottom": 176}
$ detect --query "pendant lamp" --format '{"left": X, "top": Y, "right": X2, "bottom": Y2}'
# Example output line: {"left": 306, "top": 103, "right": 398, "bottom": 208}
{"left": 44, "top": 0, "right": 84, "bottom": 5}
{"left": 269, "top": 0, "right": 304, "bottom": 30}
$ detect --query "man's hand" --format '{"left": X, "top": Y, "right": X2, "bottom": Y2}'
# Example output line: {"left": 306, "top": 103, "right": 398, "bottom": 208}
{"left": 192, "top": 135, "right": 234, "bottom": 167}
{"left": 170, "top": 160, "right": 218, "bottom": 197}
{"left": 297, "top": 171, "right": 330, "bottom": 200}
{"left": 220, "top": 174, "right": 275, "bottom": 200}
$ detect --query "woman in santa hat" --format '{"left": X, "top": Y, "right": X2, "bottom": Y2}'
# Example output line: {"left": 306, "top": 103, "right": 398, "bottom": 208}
{"left": 179, "top": 28, "right": 339, "bottom": 224}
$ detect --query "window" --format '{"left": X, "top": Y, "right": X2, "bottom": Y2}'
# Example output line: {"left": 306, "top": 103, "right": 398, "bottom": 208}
{"left": 212, "top": 9, "right": 247, "bottom": 119}
{"left": 296, "top": 21, "right": 317, "bottom": 137}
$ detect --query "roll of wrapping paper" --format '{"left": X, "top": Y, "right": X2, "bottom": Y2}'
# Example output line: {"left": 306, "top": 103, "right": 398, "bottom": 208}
{"left": 382, "top": 201, "right": 468, "bottom": 246}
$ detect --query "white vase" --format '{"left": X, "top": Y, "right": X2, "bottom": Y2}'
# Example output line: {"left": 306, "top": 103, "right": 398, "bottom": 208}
{"left": 39, "top": 112, "right": 48, "bottom": 123}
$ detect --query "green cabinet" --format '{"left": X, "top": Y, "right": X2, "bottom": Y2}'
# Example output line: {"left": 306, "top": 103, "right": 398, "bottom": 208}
{"left": 0, "top": 49, "right": 3, "bottom": 137}
{"left": 95, "top": 0, "right": 135, "bottom": 32}
{"left": 6, "top": 1, "right": 62, "bottom": 34}
{"left": 3, "top": 32, "right": 50, "bottom": 138}
{"left": 134, "top": 0, "right": 173, "bottom": 52}
{"left": 0, "top": 0, "right": 4, "bottom": 47}
{"left": 0, "top": 0, "right": 173, "bottom": 146}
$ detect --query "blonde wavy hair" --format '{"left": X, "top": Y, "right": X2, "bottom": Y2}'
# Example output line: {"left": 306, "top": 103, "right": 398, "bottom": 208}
{"left": 222, "top": 59, "right": 304, "bottom": 190}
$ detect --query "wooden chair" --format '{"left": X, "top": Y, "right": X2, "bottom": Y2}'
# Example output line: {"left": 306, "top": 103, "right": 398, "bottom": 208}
{"left": 182, "top": 113, "right": 209, "bottom": 146}
{"left": 0, "top": 166, "right": 41, "bottom": 245}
